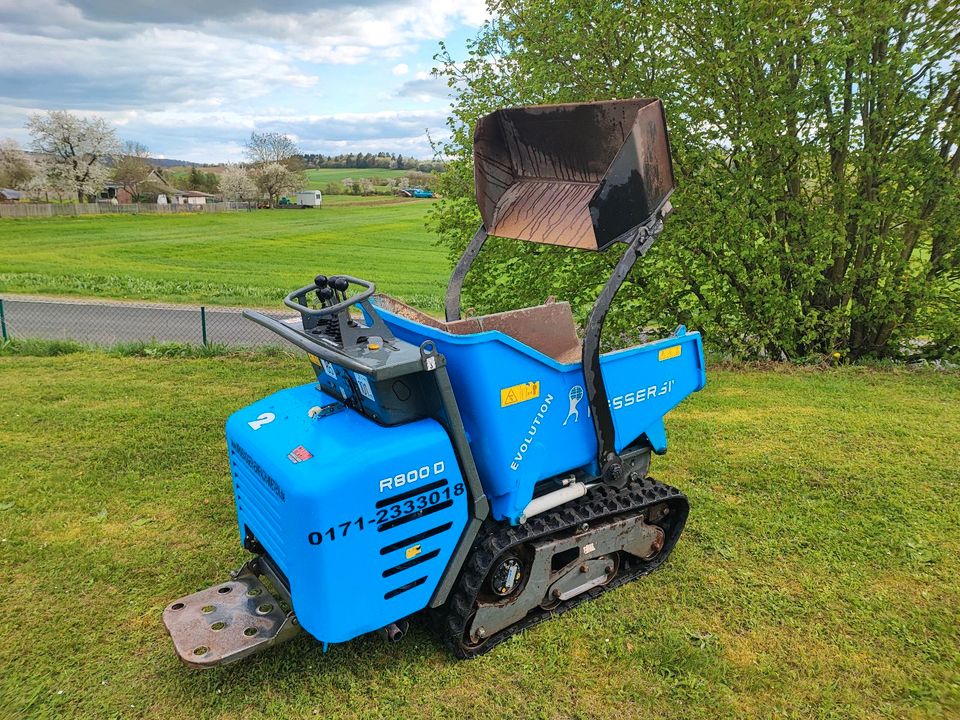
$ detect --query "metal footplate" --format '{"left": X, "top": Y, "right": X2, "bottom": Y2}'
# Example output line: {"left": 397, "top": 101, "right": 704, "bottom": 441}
{"left": 162, "top": 560, "right": 301, "bottom": 668}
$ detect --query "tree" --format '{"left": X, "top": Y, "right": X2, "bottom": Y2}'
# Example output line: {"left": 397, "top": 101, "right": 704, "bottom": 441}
{"left": 26, "top": 111, "right": 120, "bottom": 202}
{"left": 0, "top": 138, "right": 36, "bottom": 189}
{"left": 183, "top": 166, "right": 220, "bottom": 194}
{"left": 432, "top": 0, "right": 960, "bottom": 360}
{"left": 112, "top": 141, "right": 152, "bottom": 201}
{"left": 254, "top": 163, "right": 305, "bottom": 206}
{"left": 219, "top": 165, "right": 257, "bottom": 201}
{"left": 187, "top": 166, "right": 203, "bottom": 191}
{"left": 23, "top": 158, "right": 73, "bottom": 202}
{"left": 245, "top": 131, "right": 300, "bottom": 167}
{"left": 404, "top": 170, "right": 435, "bottom": 189}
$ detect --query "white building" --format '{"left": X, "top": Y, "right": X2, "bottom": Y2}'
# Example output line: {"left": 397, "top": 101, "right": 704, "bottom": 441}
{"left": 173, "top": 190, "right": 215, "bottom": 205}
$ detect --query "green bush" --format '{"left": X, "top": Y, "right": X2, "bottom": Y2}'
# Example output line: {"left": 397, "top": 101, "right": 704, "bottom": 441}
{"left": 431, "top": 0, "right": 960, "bottom": 360}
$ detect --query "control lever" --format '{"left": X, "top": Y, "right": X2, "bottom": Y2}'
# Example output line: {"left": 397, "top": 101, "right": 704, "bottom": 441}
{"left": 316, "top": 287, "right": 334, "bottom": 305}
{"left": 330, "top": 277, "right": 349, "bottom": 305}
{"left": 314, "top": 275, "right": 332, "bottom": 308}
{"left": 269, "top": 272, "right": 395, "bottom": 350}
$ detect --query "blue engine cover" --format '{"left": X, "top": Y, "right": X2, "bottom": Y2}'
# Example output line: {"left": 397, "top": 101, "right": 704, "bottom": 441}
{"left": 225, "top": 383, "right": 468, "bottom": 644}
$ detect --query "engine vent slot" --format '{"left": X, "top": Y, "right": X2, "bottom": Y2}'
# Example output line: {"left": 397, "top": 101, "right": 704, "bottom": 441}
{"left": 380, "top": 522, "right": 453, "bottom": 555}
{"left": 384, "top": 576, "right": 428, "bottom": 600}
{"left": 382, "top": 549, "right": 441, "bottom": 578}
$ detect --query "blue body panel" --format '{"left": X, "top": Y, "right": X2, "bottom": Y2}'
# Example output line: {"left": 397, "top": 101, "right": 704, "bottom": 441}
{"left": 375, "top": 305, "right": 706, "bottom": 523}
{"left": 225, "top": 383, "right": 468, "bottom": 643}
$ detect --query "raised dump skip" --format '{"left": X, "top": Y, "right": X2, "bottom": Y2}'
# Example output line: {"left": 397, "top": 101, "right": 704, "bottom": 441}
{"left": 473, "top": 98, "right": 675, "bottom": 251}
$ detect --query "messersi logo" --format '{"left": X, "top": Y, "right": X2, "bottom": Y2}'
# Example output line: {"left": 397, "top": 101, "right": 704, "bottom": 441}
{"left": 563, "top": 385, "right": 584, "bottom": 425}
{"left": 288, "top": 445, "right": 313, "bottom": 464}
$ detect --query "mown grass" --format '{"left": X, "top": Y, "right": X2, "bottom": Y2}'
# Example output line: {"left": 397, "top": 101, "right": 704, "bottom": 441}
{"left": 0, "top": 200, "right": 448, "bottom": 311}
{"left": 0, "top": 354, "right": 957, "bottom": 719}
{"left": 303, "top": 168, "right": 410, "bottom": 188}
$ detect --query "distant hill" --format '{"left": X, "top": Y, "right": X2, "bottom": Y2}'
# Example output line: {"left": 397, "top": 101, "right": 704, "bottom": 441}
{"left": 150, "top": 157, "right": 199, "bottom": 168}
{"left": 24, "top": 151, "right": 198, "bottom": 168}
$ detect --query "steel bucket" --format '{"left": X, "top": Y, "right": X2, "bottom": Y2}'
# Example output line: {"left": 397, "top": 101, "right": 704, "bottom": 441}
{"left": 473, "top": 98, "right": 675, "bottom": 251}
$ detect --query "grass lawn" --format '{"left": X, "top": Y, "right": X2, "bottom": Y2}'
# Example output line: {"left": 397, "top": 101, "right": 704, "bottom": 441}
{"left": 0, "top": 353, "right": 957, "bottom": 719}
{"left": 0, "top": 200, "right": 449, "bottom": 311}
{"left": 303, "top": 168, "right": 410, "bottom": 189}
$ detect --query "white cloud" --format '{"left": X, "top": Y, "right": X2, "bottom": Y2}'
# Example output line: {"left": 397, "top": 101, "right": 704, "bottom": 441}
{"left": 0, "top": 0, "right": 490, "bottom": 53}
{"left": 0, "top": 27, "right": 316, "bottom": 110}
{"left": 0, "top": 0, "right": 489, "bottom": 160}
{"left": 395, "top": 76, "right": 450, "bottom": 103}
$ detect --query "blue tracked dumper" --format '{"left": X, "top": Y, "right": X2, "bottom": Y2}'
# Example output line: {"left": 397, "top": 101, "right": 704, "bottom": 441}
{"left": 163, "top": 98, "right": 706, "bottom": 666}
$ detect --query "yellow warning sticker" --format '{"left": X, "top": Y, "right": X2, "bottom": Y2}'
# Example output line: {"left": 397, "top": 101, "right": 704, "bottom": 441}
{"left": 658, "top": 345, "right": 682, "bottom": 361}
{"left": 405, "top": 544, "right": 422, "bottom": 560}
{"left": 307, "top": 353, "right": 321, "bottom": 366}
{"left": 500, "top": 381, "right": 541, "bottom": 407}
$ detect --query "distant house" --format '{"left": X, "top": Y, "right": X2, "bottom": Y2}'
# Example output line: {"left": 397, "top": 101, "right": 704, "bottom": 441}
{"left": 173, "top": 190, "right": 216, "bottom": 205}
{"left": 0, "top": 188, "right": 23, "bottom": 203}
{"left": 99, "top": 169, "right": 177, "bottom": 203}
{"left": 99, "top": 182, "right": 125, "bottom": 202}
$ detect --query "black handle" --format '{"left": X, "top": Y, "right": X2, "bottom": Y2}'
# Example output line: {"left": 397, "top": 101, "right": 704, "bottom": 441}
{"left": 445, "top": 225, "right": 488, "bottom": 322}
{"left": 284, "top": 275, "right": 375, "bottom": 317}
{"left": 582, "top": 214, "right": 665, "bottom": 486}
{"left": 243, "top": 310, "right": 371, "bottom": 374}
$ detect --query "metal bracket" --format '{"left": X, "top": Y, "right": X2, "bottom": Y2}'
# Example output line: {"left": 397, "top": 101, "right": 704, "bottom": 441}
{"left": 582, "top": 210, "right": 666, "bottom": 479}
{"left": 427, "top": 362, "right": 490, "bottom": 608}
{"left": 419, "top": 340, "right": 443, "bottom": 372}
{"left": 445, "top": 225, "right": 488, "bottom": 322}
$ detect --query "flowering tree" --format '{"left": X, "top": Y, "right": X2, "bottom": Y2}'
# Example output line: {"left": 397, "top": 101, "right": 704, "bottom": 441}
{"left": 112, "top": 141, "right": 152, "bottom": 201}
{"left": 24, "top": 158, "right": 75, "bottom": 202}
{"left": 219, "top": 165, "right": 258, "bottom": 201}
{"left": 254, "top": 162, "right": 304, "bottom": 206}
{"left": 26, "top": 111, "right": 119, "bottom": 202}
{"left": 244, "top": 131, "right": 300, "bottom": 166}
{"left": 0, "top": 138, "right": 36, "bottom": 188}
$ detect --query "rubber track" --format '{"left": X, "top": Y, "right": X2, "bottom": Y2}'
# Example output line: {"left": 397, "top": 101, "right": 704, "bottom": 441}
{"left": 435, "top": 476, "right": 689, "bottom": 658}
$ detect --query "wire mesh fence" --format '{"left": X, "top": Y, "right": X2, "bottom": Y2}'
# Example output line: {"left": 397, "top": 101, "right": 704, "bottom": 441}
{"left": 0, "top": 202, "right": 257, "bottom": 219}
{"left": 0, "top": 295, "right": 300, "bottom": 349}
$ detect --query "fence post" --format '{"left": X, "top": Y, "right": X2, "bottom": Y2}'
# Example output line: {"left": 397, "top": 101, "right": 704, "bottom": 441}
{"left": 200, "top": 305, "right": 208, "bottom": 346}
{"left": 0, "top": 298, "right": 7, "bottom": 341}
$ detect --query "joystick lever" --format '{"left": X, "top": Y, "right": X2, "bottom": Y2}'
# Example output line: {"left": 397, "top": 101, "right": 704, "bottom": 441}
{"left": 314, "top": 276, "right": 334, "bottom": 307}
{"left": 329, "top": 276, "right": 349, "bottom": 305}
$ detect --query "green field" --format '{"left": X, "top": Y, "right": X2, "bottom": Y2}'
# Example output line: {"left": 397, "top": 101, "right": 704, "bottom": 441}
{"left": 0, "top": 200, "right": 449, "bottom": 310}
{"left": 303, "top": 168, "right": 410, "bottom": 189}
{"left": 0, "top": 353, "right": 957, "bottom": 719}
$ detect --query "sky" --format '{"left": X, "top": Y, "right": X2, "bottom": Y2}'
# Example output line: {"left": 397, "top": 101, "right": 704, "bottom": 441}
{"left": 0, "top": 0, "right": 488, "bottom": 162}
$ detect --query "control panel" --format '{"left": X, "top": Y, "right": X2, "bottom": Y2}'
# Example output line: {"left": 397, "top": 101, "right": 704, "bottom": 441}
{"left": 244, "top": 274, "right": 441, "bottom": 426}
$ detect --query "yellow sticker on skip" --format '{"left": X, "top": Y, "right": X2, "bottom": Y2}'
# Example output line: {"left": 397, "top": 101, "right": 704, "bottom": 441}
{"left": 658, "top": 345, "right": 682, "bottom": 361}
{"left": 500, "top": 381, "right": 541, "bottom": 407}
